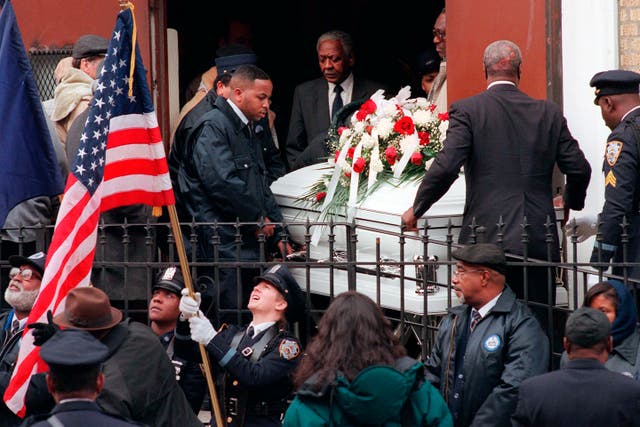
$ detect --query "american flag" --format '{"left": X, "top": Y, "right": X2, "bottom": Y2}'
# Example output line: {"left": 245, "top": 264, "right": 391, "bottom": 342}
{"left": 4, "top": 7, "right": 174, "bottom": 417}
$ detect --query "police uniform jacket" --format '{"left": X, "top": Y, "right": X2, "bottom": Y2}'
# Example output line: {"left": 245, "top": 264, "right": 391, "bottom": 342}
{"left": 412, "top": 83, "right": 591, "bottom": 260}
{"left": 424, "top": 286, "right": 549, "bottom": 427}
{"left": 171, "top": 96, "right": 286, "bottom": 262}
{"left": 512, "top": 358, "right": 640, "bottom": 427}
{"left": 0, "top": 310, "right": 24, "bottom": 427}
{"left": 25, "top": 320, "right": 202, "bottom": 427}
{"left": 169, "top": 90, "right": 285, "bottom": 197}
{"left": 205, "top": 323, "right": 301, "bottom": 426}
{"left": 22, "top": 400, "right": 144, "bottom": 427}
{"left": 591, "top": 107, "right": 640, "bottom": 277}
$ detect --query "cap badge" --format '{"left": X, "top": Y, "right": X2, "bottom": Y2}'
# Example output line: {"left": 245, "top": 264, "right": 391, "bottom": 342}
{"left": 161, "top": 266, "right": 177, "bottom": 281}
{"left": 268, "top": 265, "right": 281, "bottom": 274}
{"left": 30, "top": 252, "right": 46, "bottom": 260}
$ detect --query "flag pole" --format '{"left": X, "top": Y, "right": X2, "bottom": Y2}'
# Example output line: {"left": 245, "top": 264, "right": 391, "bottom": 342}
{"left": 167, "top": 205, "right": 225, "bottom": 427}
{"left": 117, "top": 0, "right": 223, "bottom": 424}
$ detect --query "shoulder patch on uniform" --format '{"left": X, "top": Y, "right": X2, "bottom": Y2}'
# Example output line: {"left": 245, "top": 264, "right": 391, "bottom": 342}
{"left": 278, "top": 339, "right": 300, "bottom": 360}
{"left": 606, "top": 140, "right": 623, "bottom": 166}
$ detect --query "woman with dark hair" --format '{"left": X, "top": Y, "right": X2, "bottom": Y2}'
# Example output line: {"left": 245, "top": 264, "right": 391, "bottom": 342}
{"left": 561, "top": 280, "right": 640, "bottom": 379}
{"left": 282, "top": 291, "right": 452, "bottom": 427}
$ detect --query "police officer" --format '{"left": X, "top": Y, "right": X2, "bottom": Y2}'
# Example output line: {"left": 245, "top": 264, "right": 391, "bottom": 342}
{"left": 587, "top": 70, "right": 640, "bottom": 287}
{"left": 179, "top": 264, "right": 306, "bottom": 427}
{"left": 149, "top": 266, "right": 206, "bottom": 414}
{"left": 22, "top": 329, "right": 142, "bottom": 426}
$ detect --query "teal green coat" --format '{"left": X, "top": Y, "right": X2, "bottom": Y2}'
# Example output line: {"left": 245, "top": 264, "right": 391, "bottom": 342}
{"left": 282, "top": 357, "right": 452, "bottom": 427}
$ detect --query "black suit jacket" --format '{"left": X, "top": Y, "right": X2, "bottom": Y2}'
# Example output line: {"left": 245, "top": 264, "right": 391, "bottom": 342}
{"left": 412, "top": 83, "right": 591, "bottom": 260}
{"left": 285, "top": 76, "right": 385, "bottom": 170}
{"left": 512, "top": 358, "right": 640, "bottom": 427}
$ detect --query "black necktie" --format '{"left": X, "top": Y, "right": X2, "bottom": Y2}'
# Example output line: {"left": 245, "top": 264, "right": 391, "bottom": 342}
{"left": 246, "top": 325, "right": 255, "bottom": 339}
{"left": 332, "top": 84, "right": 343, "bottom": 120}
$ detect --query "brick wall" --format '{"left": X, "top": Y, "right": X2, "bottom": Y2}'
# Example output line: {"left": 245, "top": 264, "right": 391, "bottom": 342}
{"left": 620, "top": 0, "right": 640, "bottom": 70}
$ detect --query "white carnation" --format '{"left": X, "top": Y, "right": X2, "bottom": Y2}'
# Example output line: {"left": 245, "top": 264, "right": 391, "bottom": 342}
{"left": 370, "top": 155, "right": 384, "bottom": 173}
{"left": 415, "top": 97, "right": 429, "bottom": 108}
{"left": 361, "top": 132, "right": 375, "bottom": 149}
{"left": 413, "top": 109, "right": 432, "bottom": 127}
{"left": 376, "top": 117, "right": 394, "bottom": 138}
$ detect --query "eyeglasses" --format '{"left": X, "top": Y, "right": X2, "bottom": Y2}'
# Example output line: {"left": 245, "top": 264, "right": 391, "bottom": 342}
{"left": 432, "top": 29, "right": 446, "bottom": 40}
{"left": 9, "top": 267, "right": 41, "bottom": 281}
{"left": 453, "top": 268, "right": 485, "bottom": 277}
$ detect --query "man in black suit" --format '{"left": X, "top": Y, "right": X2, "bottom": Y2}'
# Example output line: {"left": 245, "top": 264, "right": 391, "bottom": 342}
{"left": 512, "top": 307, "right": 640, "bottom": 427}
{"left": 285, "top": 30, "right": 385, "bottom": 171}
{"left": 402, "top": 40, "right": 591, "bottom": 335}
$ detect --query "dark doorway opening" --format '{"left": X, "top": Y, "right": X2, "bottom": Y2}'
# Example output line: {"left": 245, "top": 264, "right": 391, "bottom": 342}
{"left": 167, "top": 0, "right": 445, "bottom": 154}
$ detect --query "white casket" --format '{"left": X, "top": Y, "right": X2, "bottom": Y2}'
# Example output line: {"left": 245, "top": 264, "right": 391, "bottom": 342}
{"left": 271, "top": 163, "right": 465, "bottom": 315}
{"left": 271, "top": 163, "right": 568, "bottom": 315}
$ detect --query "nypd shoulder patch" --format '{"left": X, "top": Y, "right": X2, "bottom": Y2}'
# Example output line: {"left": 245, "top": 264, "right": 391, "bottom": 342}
{"left": 279, "top": 339, "right": 300, "bottom": 360}
{"left": 606, "top": 140, "right": 623, "bottom": 167}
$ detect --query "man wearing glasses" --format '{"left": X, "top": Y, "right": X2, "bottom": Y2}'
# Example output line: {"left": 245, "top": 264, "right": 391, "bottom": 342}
{"left": 0, "top": 251, "right": 46, "bottom": 427}
{"left": 424, "top": 243, "right": 548, "bottom": 427}
{"left": 428, "top": 8, "right": 447, "bottom": 114}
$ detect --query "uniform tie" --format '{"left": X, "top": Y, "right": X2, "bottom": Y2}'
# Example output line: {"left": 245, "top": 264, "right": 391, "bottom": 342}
{"left": 470, "top": 309, "right": 482, "bottom": 332}
{"left": 11, "top": 319, "right": 20, "bottom": 336}
{"left": 246, "top": 325, "right": 255, "bottom": 339}
{"left": 332, "top": 84, "right": 343, "bottom": 121}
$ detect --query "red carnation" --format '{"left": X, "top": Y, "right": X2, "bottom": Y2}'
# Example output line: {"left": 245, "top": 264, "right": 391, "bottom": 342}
{"left": 334, "top": 150, "right": 341, "bottom": 162}
{"left": 338, "top": 126, "right": 349, "bottom": 135}
{"left": 410, "top": 151, "right": 423, "bottom": 165}
{"left": 385, "top": 146, "right": 397, "bottom": 165}
{"left": 429, "top": 104, "right": 437, "bottom": 112}
{"left": 344, "top": 170, "right": 351, "bottom": 178}
{"left": 356, "top": 99, "right": 377, "bottom": 121}
{"left": 365, "top": 125, "right": 373, "bottom": 134}
{"left": 393, "top": 116, "right": 415, "bottom": 135}
{"left": 418, "top": 131, "right": 430, "bottom": 146}
{"left": 347, "top": 147, "right": 355, "bottom": 159}
{"left": 437, "top": 112, "right": 449, "bottom": 121}
{"left": 353, "top": 157, "right": 366, "bottom": 173}
{"left": 316, "top": 191, "right": 327, "bottom": 202}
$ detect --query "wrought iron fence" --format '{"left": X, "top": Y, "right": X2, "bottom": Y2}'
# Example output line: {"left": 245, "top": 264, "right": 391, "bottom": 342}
{"left": 1, "top": 218, "right": 639, "bottom": 366}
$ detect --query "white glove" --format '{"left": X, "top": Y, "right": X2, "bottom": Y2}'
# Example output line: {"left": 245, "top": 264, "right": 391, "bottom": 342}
{"left": 179, "top": 288, "right": 201, "bottom": 319}
{"left": 564, "top": 213, "right": 598, "bottom": 243}
{"left": 188, "top": 314, "right": 216, "bottom": 345}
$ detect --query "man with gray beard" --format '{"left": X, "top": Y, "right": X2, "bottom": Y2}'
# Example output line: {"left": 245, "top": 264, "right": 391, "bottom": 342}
{"left": 0, "top": 251, "right": 45, "bottom": 427}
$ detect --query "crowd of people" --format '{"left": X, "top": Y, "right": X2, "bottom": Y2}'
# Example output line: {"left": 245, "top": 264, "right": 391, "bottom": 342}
{"left": 4, "top": 4, "right": 640, "bottom": 426}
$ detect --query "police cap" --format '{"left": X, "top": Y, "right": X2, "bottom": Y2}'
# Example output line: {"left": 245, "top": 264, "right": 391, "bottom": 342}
{"left": 254, "top": 265, "right": 306, "bottom": 323}
{"left": 565, "top": 307, "right": 611, "bottom": 348}
{"left": 40, "top": 329, "right": 108, "bottom": 367}
{"left": 9, "top": 251, "right": 46, "bottom": 277}
{"left": 72, "top": 34, "right": 109, "bottom": 59}
{"left": 451, "top": 243, "right": 507, "bottom": 275}
{"left": 154, "top": 266, "right": 185, "bottom": 296}
{"left": 215, "top": 52, "right": 257, "bottom": 74}
{"left": 589, "top": 69, "right": 640, "bottom": 104}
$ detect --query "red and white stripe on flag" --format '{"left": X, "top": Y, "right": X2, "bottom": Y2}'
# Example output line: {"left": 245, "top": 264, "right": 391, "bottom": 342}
{"left": 3, "top": 112, "right": 173, "bottom": 417}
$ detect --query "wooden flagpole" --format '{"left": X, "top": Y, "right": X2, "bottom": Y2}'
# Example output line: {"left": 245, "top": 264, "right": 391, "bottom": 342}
{"left": 116, "top": 2, "right": 224, "bottom": 426}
